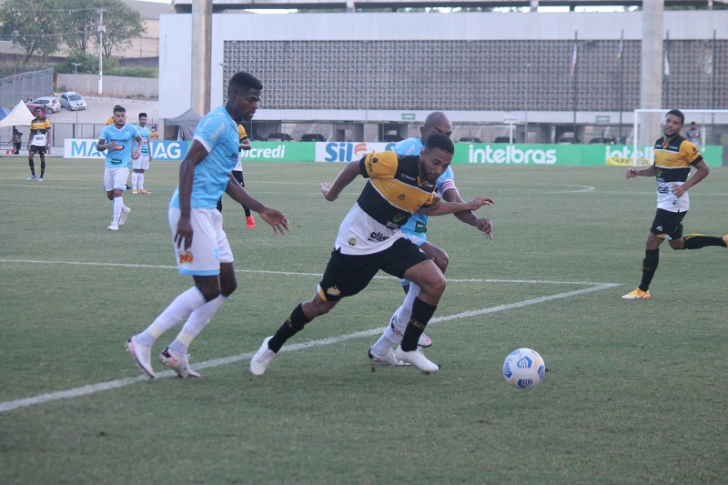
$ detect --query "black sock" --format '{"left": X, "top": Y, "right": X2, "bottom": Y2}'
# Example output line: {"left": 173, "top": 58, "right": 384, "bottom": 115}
{"left": 40, "top": 161, "right": 45, "bottom": 177}
{"left": 29, "top": 161, "right": 35, "bottom": 175}
{"left": 639, "top": 249, "right": 659, "bottom": 292}
{"left": 268, "top": 303, "right": 311, "bottom": 353}
{"left": 401, "top": 297, "right": 437, "bottom": 352}
{"left": 683, "top": 234, "right": 727, "bottom": 249}
{"left": 243, "top": 206, "right": 252, "bottom": 217}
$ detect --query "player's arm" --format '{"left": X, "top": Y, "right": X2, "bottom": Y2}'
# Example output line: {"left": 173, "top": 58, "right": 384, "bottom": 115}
{"left": 673, "top": 160, "right": 709, "bottom": 198}
{"left": 240, "top": 136, "right": 252, "bottom": 151}
{"left": 174, "top": 140, "right": 209, "bottom": 250}
{"left": 226, "top": 176, "right": 289, "bottom": 235}
{"left": 320, "top": 160, "right": 361, "bottom": 201}
{"left": 95, "top": 136, "right": 113, "bottom": 152}
{"left": 132, "top": 135, "right": 142, "bottom": 160}
{"left": 625, "top": 165, "right": 656, "bottom": 179}
{"left": 418, "top": 193, "right": 492, "bottom": 216}
{"left": 45, "top": 121, "right": 51, "bottom": 149}
{"left": 442, "top": 187, "right": 494, "bottom": 239}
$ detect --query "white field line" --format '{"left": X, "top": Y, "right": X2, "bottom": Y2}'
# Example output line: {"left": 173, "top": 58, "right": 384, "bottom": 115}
{"left": 0, "top": 282, "right": 618, "bottom": 413}
{"left": 0, "top": 259, "right": 616, "bottom": 286}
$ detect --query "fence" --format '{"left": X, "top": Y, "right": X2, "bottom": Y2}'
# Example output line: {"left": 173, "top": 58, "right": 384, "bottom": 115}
{"left": 0, "top": 69, "right": 54, "bottom": 107}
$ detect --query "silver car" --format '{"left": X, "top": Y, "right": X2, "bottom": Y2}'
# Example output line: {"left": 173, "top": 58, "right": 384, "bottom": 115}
{"left": 60, "top": 92, "right": 87, "bottom": 111}
{"left": 32, "top": 96, "right": 61, "bottom": 113}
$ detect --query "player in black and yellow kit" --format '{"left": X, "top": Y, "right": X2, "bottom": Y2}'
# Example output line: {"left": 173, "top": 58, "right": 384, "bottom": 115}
{"left": 622, "top": 109, "right": 728, "bottom": 300}
{"left": 250, "top": 134, "right": 492, "bottom": 374}
{"left": 27, "top": 108, "right": 50, "bottom": 181}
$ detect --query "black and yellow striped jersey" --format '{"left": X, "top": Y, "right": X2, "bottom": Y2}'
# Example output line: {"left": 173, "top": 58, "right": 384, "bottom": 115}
{"left": 653, "top": 135, "right": 703, "bottom": 183}
{"left": 357, "top": 151, "right": 436, "bottom": 229}
{"left": 653, "top": 134, "right": 703, "bottom": 212}
{"left": 30, "top": 117, "right": 51, "bottom": 136}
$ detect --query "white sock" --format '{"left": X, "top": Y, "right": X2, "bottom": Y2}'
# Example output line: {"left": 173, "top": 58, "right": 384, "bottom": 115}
{"left": 131, "top": 172, "right": 139, "bottom": 190}
{"left": 370, "top": 318, "right": 402, "bottom": 356}
{"left": 138, "top": 173, "right": 145, "bottom": 190}
{"left": 169, "top": 295, "right": 226, "bottom": 355}
{"left": 112, "top": 197, "right": 124, "bottom": 224}
{"left": 392, "top": 282, "right": 421, "bottom": 332}
{"left": 136, "top": 287, "right": 206, "bottom": 346}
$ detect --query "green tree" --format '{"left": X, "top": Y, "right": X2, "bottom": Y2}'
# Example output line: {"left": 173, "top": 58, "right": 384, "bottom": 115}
{"left": 59, "top": 0, "right": 100, "bottom": 55}
{"left": 99, "top": 0, "right": 145, "bottom": 58}
{"left": 0, "top": 0, "right": 60, "bottom": 64}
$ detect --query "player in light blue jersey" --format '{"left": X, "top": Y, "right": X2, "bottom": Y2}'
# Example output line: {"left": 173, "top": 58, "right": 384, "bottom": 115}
{"left": 96, "top": 105, "right": 142, "bottom": 231}
{"left": 126, "top": 72, "right": 289, "bottom": 379}
{"left": 368, "top": 112, "right": 495, "bottom": 365}
{"left": 131, "top": 112, "right": 153, "bottom": 194}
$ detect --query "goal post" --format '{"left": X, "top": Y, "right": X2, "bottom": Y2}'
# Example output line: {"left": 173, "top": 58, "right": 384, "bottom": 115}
{"left": 632, "top": 109, "right": 728, "bottom": 167}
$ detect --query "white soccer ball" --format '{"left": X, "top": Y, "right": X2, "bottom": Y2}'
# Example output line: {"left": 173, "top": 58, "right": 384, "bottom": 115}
{"left": 503, "top": 348, "right": 545, "bottom": 389}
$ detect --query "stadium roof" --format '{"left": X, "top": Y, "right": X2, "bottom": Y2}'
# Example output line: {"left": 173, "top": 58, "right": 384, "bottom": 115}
{"left": 172, "top": 0, "right": 727, "bottom": 12}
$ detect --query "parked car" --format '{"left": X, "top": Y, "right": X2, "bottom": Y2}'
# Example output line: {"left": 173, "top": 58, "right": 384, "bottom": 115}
{"left": 31, "top": 96, "right": 61, "bottom": 113}
{"left": 60, "top": 92, "right": 87, "bottom": 111}
{"left": 589, "top": 137, "right": 617, "bottom": 144}
{"left": 300, "top": 133, "right": 327, "bottom": 142}
{"left": 25, "top": 101, "right": 46, "bottom": 114}
{"left": 267, "top": 133, "right": 293, "bottom": 141}
{"left": 458, "top": 136, "right": 483, "bottom": 143}
{"left": 557, "top": 136, "right": 582, "bottom": 144}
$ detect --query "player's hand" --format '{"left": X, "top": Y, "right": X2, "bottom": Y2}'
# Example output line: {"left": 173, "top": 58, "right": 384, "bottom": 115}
{"left": 464, "top": 196, "right": 495, "bottom": 211}
{"left": 321, "top": 182, "right": 336, "bottom": 201}
{"left": 260, "top": 208, "right": 289, "bottom": 235}
{"left": 671, "top": 184, "right": 686, "bottom": 198}
{"left": 174, "top": 216, "right": 194, "bottom": 251}
{"left": 476, "top": 217, "right": 493, "bottom": 240}
{"left": 626, "top": 168, "right": 638, "bottom": 179}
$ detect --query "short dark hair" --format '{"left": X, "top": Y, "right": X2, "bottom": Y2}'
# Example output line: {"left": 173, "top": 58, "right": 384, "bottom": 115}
{"left": 424, "top": 132, "right": 455, "bottom": 155}
{"left": 228, "top": 71, "right": 263, "bottom": 96}
{"left": 113, "top": 105, "right": 126, "bottom": 114}
{"left": 139, "top": 112, "right": 147, "bottom": 119}
{"left": 665, "top": 109, "right": 684, "bottom": 125}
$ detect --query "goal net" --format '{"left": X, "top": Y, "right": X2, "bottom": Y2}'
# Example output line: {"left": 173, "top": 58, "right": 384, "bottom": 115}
{"left": 632, "top": 109, "right": 728, "bottom": 167}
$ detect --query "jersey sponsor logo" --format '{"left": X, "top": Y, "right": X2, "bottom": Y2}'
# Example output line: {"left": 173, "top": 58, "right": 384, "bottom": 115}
{"left": 397, "top": 194, "right": 405, "bottom": 200}
{"left": 348, "top": 237, "right": 357, "bottom": 246}
{"left": 368, "top": 231, "right": 389, "bottom": 243}
{"left": 178, "top": 252, "right": 194, "bottom": 264}
{"left": 393, "top": 212, "right": 407, "bottom": 224}
{"left": 325, "top": 286, "right": 341, "bottom": 297}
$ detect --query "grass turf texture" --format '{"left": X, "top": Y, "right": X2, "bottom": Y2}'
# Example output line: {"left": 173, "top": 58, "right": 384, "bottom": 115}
{"left": 1, "top": 158, "right": 727, "bottom": 484}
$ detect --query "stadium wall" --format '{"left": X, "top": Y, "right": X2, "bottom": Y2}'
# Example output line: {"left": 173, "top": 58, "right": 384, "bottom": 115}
{"left": 159, "top": 11, "right": 728, "bottom": 124}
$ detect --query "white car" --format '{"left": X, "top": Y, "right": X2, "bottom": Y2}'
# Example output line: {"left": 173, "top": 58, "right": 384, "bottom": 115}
{"left": 60, "top": 92, "right": 87, "bottom": 111}
{"left": 31, "top": 96, "right": 61, "bottom": 113}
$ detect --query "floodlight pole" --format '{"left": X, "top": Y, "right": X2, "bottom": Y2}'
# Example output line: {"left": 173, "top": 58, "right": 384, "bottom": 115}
{"left": 97, "top": 9, "right": 105, "bottom": 96}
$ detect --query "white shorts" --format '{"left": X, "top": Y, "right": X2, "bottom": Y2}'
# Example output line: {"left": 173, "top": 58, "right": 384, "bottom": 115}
{"left": 133, "top": 154, "right": 150, "bottom": 170}
{"left": 104, "top": 167, "right": 129, "bottom": 192}
{"left": 169, "top": 207, "right": 233, "bottom": 276}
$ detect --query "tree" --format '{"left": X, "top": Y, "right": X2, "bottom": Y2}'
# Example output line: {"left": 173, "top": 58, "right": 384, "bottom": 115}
{"left": 59, "top": 0, "right": 100, "bottom": 55}
{"left": 99, "top": 0, "right": 145, "bottom": 58}
{"left": 0, "top": 0, "right": 60, "bottom": 64}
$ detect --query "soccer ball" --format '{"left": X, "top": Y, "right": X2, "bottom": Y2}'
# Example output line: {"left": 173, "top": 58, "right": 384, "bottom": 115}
{"left": 503, "top": 348, "right": 545, "bottom": 389}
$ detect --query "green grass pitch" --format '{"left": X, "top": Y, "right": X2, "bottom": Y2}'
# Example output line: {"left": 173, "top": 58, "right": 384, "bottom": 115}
{"left": 1, "top": 157, "right": 727, "bottom": 484}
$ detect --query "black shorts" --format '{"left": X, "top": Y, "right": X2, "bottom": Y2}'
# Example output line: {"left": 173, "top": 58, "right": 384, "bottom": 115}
{"left": 29, "top": 145, "right": 46, "bottom": 155}
{"left": 318, "top": 237, "right": 430, "bottom": 302}
{"left": 650, "top": 208, "right": 687, "bottom": 240}
{"left": 232, "top": 169, "right": 245, "bottom": 187}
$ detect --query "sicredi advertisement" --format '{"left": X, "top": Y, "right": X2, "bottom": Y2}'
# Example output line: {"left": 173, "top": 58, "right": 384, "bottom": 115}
{"left": 64, "top": 140, "right": 723, "bottom": 167}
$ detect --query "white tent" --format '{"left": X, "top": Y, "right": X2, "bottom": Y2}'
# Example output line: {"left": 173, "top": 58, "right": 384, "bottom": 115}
{"left": 0, "top": 100, "right": 34, "bottom": 128}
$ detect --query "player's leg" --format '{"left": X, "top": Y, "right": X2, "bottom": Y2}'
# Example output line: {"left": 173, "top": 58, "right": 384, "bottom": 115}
{"left": 251, "top": 249, "right": 379, "bottom": 375}
{"left": 623, "top": 209, "right": 675, "bottom": 299}
{"left": 127, "top": 208, "right": 220, "bottom": 378}
{"left": 27, "top": 148, "right": 36, "bottom": 180}
{"left": 233, "top": 170, "right": 254, "bottom": 228}
{"left": 131, "top": 169, "right": 139, "bottom": 193}
{"left": 38, "top": 152, "right": 46, "bottom": 181}
{"left": 138, "top": 157, "right": 151, "bottom": 194}
{"left": 675, "top": 234, "right": 728, "bottom": 249}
